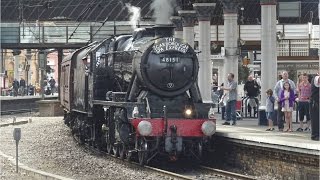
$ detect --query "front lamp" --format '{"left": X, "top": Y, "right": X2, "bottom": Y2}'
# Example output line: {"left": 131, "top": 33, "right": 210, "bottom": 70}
{"left": 184, "top": 108, "right": 193, "bottom": 118}
{"left": 185, "top": 109, "right": 192, "bottom": 116}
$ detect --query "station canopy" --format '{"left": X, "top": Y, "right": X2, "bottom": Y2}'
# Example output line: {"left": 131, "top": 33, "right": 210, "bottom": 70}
{"left": 1, "top": 0, "right": 318, "bottom": 25}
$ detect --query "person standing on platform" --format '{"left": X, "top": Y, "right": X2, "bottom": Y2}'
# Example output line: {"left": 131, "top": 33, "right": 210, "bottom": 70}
{"left": 221, "top": 73, "right": 238, "bottom": 125}
{"left": 296, "top": 74, "right": 303, "bottom": 91}
{"left": 280, "top": 82, "right": 295, "bottom": 132}
{"left": 296, "top": 73, "right": 312, "bottom": 132}
{"left": 274, "top": 71, "right": 296, "bottom": 131}
{"left": 19, "top": 78, "right": 26, "bottom": 96}
{"left": 12, "top": 79, "right": 19, "bottom": 96}
{"left": 265, "top": 89, "right": 275, "bottom": 131}
{"left": 244, "top": 75, "right": 260, "bottom": 117}
{"left": 218, "top": 83, "right": 226, "bottom": 119}
{"left": 49, "top": 77, "right": 56, "bottom": 95}
{"left": 310, "top": 73, "right": 319, "bottom": 141}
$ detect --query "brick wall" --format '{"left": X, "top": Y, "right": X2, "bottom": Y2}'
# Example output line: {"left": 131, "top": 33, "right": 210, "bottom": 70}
{"left": 206, "top": 137, "right": 319, "bottom": 180}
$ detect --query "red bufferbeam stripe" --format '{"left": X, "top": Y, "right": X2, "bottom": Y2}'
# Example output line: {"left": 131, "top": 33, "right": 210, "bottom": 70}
{"left": 130, "top": 118, "right": 216, "bottom": 137}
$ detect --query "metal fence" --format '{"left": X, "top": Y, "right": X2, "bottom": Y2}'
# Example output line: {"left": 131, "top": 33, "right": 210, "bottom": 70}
{"left": 277, "top": 39, "right": 320, "bottom": 56}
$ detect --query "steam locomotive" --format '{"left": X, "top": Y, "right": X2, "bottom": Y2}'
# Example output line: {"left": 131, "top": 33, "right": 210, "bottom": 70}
{"left": 60, "top": 25, "right": 216, "bottom": 165}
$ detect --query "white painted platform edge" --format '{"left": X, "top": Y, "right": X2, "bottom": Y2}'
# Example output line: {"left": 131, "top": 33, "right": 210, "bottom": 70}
{"left": 215, "top": 132, "right": 320, "bottom": 156}
{"left": 0, "top": 151, "right": 74, "bottom": 180}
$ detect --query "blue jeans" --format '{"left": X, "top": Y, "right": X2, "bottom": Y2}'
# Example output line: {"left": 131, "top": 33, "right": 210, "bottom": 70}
{"left": 226, "top": 100, "right": 236, "bottom": 122}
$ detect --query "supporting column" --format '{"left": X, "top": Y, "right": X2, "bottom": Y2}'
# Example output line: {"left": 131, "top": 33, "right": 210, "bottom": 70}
{"left": 57, "top": 49, "right": 63, "bottom": 99}
{"left": 260, "top": 0, "right": 277, "bottom": 106}
{"left": 193, "top": 3, "right": 216, "bottom": 102}
{"left": 178, "top": 10, "right": 196, "bottom": 48}
{"left": 25, "top": 50, "right": 32, "bottom": 87}
{"left": 38, "top": 50, "right": 47, "bottom": 99}
{"left": 221, "top": 0, "right": 239, "bottom": 84}
{"left": 218, "top": 61, "right": 224, "bottom": 86}
{"left": 170, "top": 16, "right": 183, "bottom": 39}
{"left": 0, "top": 49, "right": 2, "bottom": 75}
{"left": 12, "top": 50, "right": 21, "bottom": 80}
{"left": 0, "top": 49, "right": 3, "bottom": 90}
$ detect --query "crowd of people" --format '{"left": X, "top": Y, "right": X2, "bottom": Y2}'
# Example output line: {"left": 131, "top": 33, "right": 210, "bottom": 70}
{"left": 214, "top": 71, "right": 319, "bottom": 141}
{"left": 10, "top": 77, "right": 56, "bottom": 96}
{"left": 266, "top": 71, "right": 319, "bottom": 141}
{"left": 12, "top": 78, "right": 29, "bottom": 96}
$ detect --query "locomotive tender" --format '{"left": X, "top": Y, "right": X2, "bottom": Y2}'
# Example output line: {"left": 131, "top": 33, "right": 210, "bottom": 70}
{"left": 60, "top": 25, "right": 216, "bottom": 165}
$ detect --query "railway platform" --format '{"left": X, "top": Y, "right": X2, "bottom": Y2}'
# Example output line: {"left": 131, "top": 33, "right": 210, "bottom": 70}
{"left": 0, "top": 94, "right": 58, "bottom": 114}
{"left": 215, "top": 114, "right": 319, "bottom": 154}
{"left": 211, "top": 114, "right": 320, "bottom": 180}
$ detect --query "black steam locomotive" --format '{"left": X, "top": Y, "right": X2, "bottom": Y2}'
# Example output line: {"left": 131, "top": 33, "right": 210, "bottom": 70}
{"left": 60, "top": 25, "right": 216, "bottom": 165}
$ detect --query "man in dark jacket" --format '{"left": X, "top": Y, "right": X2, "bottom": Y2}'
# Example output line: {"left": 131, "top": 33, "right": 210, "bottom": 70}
{"left": 19, "top": 78, "right": 26, "bottom": 88}
{"left": 12, "top": 79, "right": 19, "bottom": 96}
{"left": 310, "top": 73, "right": 319, "bottom": 141}
{"left": 19, "top": 78, "right": 26, "bottom": 96}
{"left": 244, "top": 75, "right": 260, "bottom": 117}
{"left": 49, "top": 77, "right": 56, "bottom": 95}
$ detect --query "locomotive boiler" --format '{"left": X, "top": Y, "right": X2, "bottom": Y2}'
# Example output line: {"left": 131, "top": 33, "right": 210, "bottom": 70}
{"left": 60, "top": 24, "right": 216, "bottom": 165}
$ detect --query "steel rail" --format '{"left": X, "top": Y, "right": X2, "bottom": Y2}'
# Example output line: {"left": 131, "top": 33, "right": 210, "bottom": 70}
{"left": 199, "top": 165, "right": 257, "bottom": 180}
{"left": 1, "top": 108, "right": 38, "bottom": 115}
{"left": 142, "top": 165, "right": 194, "bottom": 180}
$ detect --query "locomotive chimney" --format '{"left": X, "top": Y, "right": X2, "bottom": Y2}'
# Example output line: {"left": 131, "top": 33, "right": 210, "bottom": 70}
{"left": 153, "top": 24, "right": 175, "bottom": 38}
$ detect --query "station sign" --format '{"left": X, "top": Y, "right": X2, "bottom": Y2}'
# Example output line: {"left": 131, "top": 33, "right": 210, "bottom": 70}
{"left": 278, "top": 63, "right": 319, "bottom": 69}
{"left": 153, "top": 38, "right": 189, "bottom": 54}
{"left": 247, "top": 64, "right": 260, "bottom": 69}
{"left": 211, "top": 54, "right": 224, "bottom": 60}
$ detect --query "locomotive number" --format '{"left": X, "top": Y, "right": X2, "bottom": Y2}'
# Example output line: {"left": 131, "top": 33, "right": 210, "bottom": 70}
{"left": 160, "top": 57, "right": 180, "bottom": 63}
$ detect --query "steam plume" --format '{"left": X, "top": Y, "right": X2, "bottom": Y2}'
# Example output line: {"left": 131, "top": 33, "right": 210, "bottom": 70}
{"left": 126, "top": 3, "right": 141, "bottom": 29}
{"left": 150, "top": 0, "right": 175, "bottom": 24}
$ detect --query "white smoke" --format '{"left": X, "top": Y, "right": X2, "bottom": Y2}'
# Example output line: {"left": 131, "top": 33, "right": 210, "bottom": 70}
{"left": 150, "top": 0, "right": 175, "bottom": 24}
{"left": 126, "top": 3, "right": 141, "bottom": 29}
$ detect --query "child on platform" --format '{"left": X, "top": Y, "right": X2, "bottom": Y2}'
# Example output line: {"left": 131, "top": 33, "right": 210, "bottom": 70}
{"left": 266, "top": 89, "right": 275, "bottom": 131}
{"left": 280, "top": 82, "right": 295, "bottom": 132}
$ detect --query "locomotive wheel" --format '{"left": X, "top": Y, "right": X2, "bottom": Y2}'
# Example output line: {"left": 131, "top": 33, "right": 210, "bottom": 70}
{"left": 106, "top": 142, "right": 112, "bottom": 154}
{"left": 72, "top": 117, "right": 85, "bottom": 144}
{"left": 119, "top": 144, "right": 126, "bottom": 160}
{"left": 138, "top": 139, "right": 148, "bottom": 166}
{"left": 197, "top": 142, "right": 203, "bottom": 161}
{"left": 126, "top": 151, "right": 132, "bottom": 162}
{"left": 138, "top": 151, "right": 147, "bottom": 166}
{"left": 73, "top": 132, "right": 84, "bottom": 145}
{"left": 113, "top": 144, "right": 119, "bottom": 157}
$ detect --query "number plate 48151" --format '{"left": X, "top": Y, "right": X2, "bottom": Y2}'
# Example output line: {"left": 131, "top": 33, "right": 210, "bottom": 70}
{"left": 160, "top": 57, "right": 180, "bottom": 63}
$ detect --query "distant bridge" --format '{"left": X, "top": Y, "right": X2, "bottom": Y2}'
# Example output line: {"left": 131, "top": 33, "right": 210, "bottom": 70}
{"left": 1, "top": 22, "right": 319, "bottom": 57}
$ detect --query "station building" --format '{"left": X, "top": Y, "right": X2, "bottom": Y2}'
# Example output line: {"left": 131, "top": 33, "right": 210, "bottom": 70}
{"left": 0, "top": 0, "right": 319, "bottom": 92}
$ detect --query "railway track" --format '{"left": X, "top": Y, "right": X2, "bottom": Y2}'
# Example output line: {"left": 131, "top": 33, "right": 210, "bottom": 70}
{"left": 1, "top": 108, "right": 38, "bottom": 115}
{"left": 0, "top": 112, "right": 36, "bottom": 127}
{"left": 199, "top": 166, "right": 256, "bottom": 180}
{"left": 73, "top": 135, "right": 256, "bottom": 180}
{"left": 79, "top": 143, "right": 192, "bottom": 179}
{"left": 143, "top": 163, "right": 256, "bottom": 180}
{"left": 144, "top": 164, "right": 256, "bottom": 180}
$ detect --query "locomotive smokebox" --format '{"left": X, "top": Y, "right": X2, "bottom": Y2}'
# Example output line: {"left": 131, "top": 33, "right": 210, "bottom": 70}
{"left": 153, "top": 24, "right": 175, "bottom": 38}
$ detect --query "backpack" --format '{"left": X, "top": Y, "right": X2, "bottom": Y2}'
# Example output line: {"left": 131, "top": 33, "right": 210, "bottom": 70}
{"left": 49, "top": 79, "right": 55, "bottom": 87}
